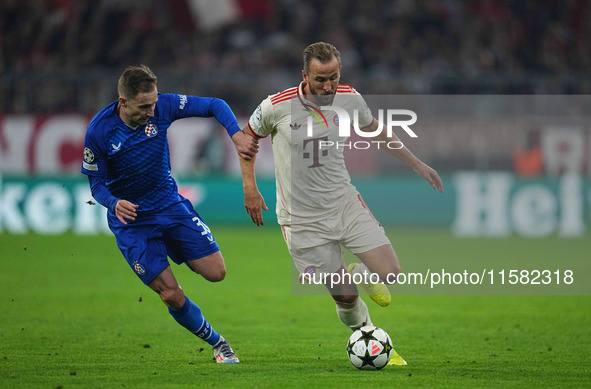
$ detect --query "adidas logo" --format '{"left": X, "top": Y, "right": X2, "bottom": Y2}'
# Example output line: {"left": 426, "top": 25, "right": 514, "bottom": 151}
{"left": 371, "top": 342, "right": 381, "bottom": 355}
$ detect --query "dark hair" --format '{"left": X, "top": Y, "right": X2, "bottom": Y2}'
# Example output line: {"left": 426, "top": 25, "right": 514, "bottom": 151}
{"left": 117, "top": 64, "right": 157, "bottom": 99}
{"left": 303, "top": 42, "right": 341, "bottom": 73}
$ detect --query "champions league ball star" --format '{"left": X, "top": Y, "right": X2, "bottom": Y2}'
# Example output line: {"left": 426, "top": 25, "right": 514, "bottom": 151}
{"left": 346, "top": 326, "right": 393, "bottom": 370}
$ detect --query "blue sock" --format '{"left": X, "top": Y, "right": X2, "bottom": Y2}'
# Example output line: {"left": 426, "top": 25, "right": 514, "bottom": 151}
{"left": 168, "top": 296, "right": 221, "bottom": 346}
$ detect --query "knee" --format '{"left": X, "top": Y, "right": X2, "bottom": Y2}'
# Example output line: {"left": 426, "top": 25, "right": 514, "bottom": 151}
{"left": 334, "top": 294, "right": 359, "bottom": 306}
{"left": 202, "top": 266, "right": 226, "bottom": 282}
{"left": 389, "top": 264, "right": 402, "bottom": 281}
{"left": 189, "top": 253, "right": 227, "bottom": 282}
{"left": 376, "top": 264, "right": 402, "bottom": 283}
{"left": 159, "top": 287, "right": 185, "bottom": 309}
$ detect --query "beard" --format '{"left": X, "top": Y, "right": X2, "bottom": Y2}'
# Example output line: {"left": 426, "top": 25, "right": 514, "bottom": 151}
{"left": 310, "top": 88, "right": 336, "bottom": 105}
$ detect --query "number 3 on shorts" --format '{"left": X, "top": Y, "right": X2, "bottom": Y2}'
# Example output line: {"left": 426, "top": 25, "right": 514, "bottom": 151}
{"left": 192, "top": 216, "right": 213, "bottom": 242}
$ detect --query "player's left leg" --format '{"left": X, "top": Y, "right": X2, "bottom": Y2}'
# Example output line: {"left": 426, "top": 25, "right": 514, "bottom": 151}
{"left": 148, "top": 267, "right": 220, "bottom": 343}
{"left": 340, "top": 190, "right": 401, "bottom": 283}
{"left": 348, "top": 245, "right": 400, "bottom": 307}
{"left": 149, "top": 263, "right": 239, "bottom": 363}
{"left": 158, "top": 202, "right": 238, "bottom": 363}
{"left": 348, "top": 251, "right": 408, "bottom": 366}
{"left": 355, "top": 243, "right": 401, "bottom": 282}
{"left": 341, "top": 192, "right": 399, "bottom": 306}
{"left": 184, "top": 254, "right": 239, "bottom": 363}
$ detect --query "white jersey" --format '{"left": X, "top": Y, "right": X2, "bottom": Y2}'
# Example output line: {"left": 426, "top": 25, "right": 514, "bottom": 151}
{"left": 248, "top": 82, "right": 374, "bottom": 225}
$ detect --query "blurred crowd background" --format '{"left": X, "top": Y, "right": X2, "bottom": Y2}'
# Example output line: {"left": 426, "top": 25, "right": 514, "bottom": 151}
{"left": 2, "top": 0, "right": 591, "bottom": 115}
{"left": 1, "top": 0, "right": 590, "bottom": 235}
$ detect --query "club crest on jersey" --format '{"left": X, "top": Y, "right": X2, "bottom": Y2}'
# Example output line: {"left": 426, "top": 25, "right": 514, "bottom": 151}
{"left": 304, "top": 266, "right": 316, "bottom": 275}
{"left": 145, "top": 123, "right": 158, "bottom": 137}
{"left": 133, "top": 261, "right": 146, "bottom": 275}
{"left": 333, "top": 115, "right": 340, "bottom": 126}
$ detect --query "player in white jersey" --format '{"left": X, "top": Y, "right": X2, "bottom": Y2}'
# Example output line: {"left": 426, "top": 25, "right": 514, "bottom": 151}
{"left": 239, "top": 42, "right": 442, "bottom": 364}
{"left": 248, "top": 82, "right": 373, "bottom": 226}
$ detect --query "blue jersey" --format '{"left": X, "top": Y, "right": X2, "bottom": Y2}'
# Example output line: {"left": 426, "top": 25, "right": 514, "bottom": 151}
{"left": 81, "top": 93, "right": 235, "bottom": 213}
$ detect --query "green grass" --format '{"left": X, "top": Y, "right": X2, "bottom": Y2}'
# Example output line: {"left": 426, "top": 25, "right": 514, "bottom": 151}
{"left": 1, "top": 228, "right": 590, "bottom": 388}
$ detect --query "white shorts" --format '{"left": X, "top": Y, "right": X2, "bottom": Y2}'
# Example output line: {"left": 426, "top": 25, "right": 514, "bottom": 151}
{"left": 281, "top": 190, "right": 391, "bottom": 275}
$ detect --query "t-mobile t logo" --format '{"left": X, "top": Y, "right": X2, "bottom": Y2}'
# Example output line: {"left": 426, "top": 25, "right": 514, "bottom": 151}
{"left": 303, "top": 136, "right": 329, "bottom": 168}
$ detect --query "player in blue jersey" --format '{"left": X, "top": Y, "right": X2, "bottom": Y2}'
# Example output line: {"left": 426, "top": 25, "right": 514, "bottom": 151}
{"left": 81, "top": 64, "right": 258, "bottom": 363}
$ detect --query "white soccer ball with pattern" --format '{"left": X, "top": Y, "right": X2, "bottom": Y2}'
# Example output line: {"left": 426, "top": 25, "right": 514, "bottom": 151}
{"left": 346, "top": 325, "right": 393, "bottom": 370}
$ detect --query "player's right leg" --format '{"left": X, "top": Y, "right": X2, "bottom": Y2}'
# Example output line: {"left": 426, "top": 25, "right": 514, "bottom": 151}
{"left": 186, "top": 251, "right": 226, "bottom": 282}
{"left": 162, "top": 200, "right": 228, "bottom": 283}
{"left": 283, "top": 224, "right": 375, "bottom": 332}
{"left": 327, "top": 265, "right": 373, "bottom": 331}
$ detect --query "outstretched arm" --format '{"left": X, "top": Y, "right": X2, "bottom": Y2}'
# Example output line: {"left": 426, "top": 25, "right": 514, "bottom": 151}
{"left": 371, "top": 121, "right": 443, "bottom": 193}
{"left": 207, "top": 98, "right": 259, "bottom": 159}
{"left": 239, "top": 125, "right": 268, "bottom": 226}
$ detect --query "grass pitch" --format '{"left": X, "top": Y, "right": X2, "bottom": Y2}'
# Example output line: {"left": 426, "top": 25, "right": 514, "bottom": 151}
{"left": 1, "top": 227, "right": 590, "bottom": 388}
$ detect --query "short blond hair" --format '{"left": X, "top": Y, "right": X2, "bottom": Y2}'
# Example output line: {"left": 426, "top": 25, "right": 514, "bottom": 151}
{"left": 303, "top": 42, "right": 341, "bottom": 73}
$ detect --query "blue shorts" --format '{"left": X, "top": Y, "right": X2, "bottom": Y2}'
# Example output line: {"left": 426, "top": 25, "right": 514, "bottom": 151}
{"left": 108, "top": 198, "right": 220, "bottom": 285}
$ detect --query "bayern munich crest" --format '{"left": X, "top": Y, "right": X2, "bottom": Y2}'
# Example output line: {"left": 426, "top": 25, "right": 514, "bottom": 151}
{"left": 133, "top": 261, "right": 146, "bottom": 275}
{"left": 144, "top": 123, "right": 158, "bottom": 137}
{"left": 304, "top": 266, "right": 316, "bottom": 275}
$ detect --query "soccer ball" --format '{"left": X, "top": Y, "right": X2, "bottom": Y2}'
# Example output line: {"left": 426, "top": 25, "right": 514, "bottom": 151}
{"left": 346, "top": 325, "right": 393, "bottom": 370}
